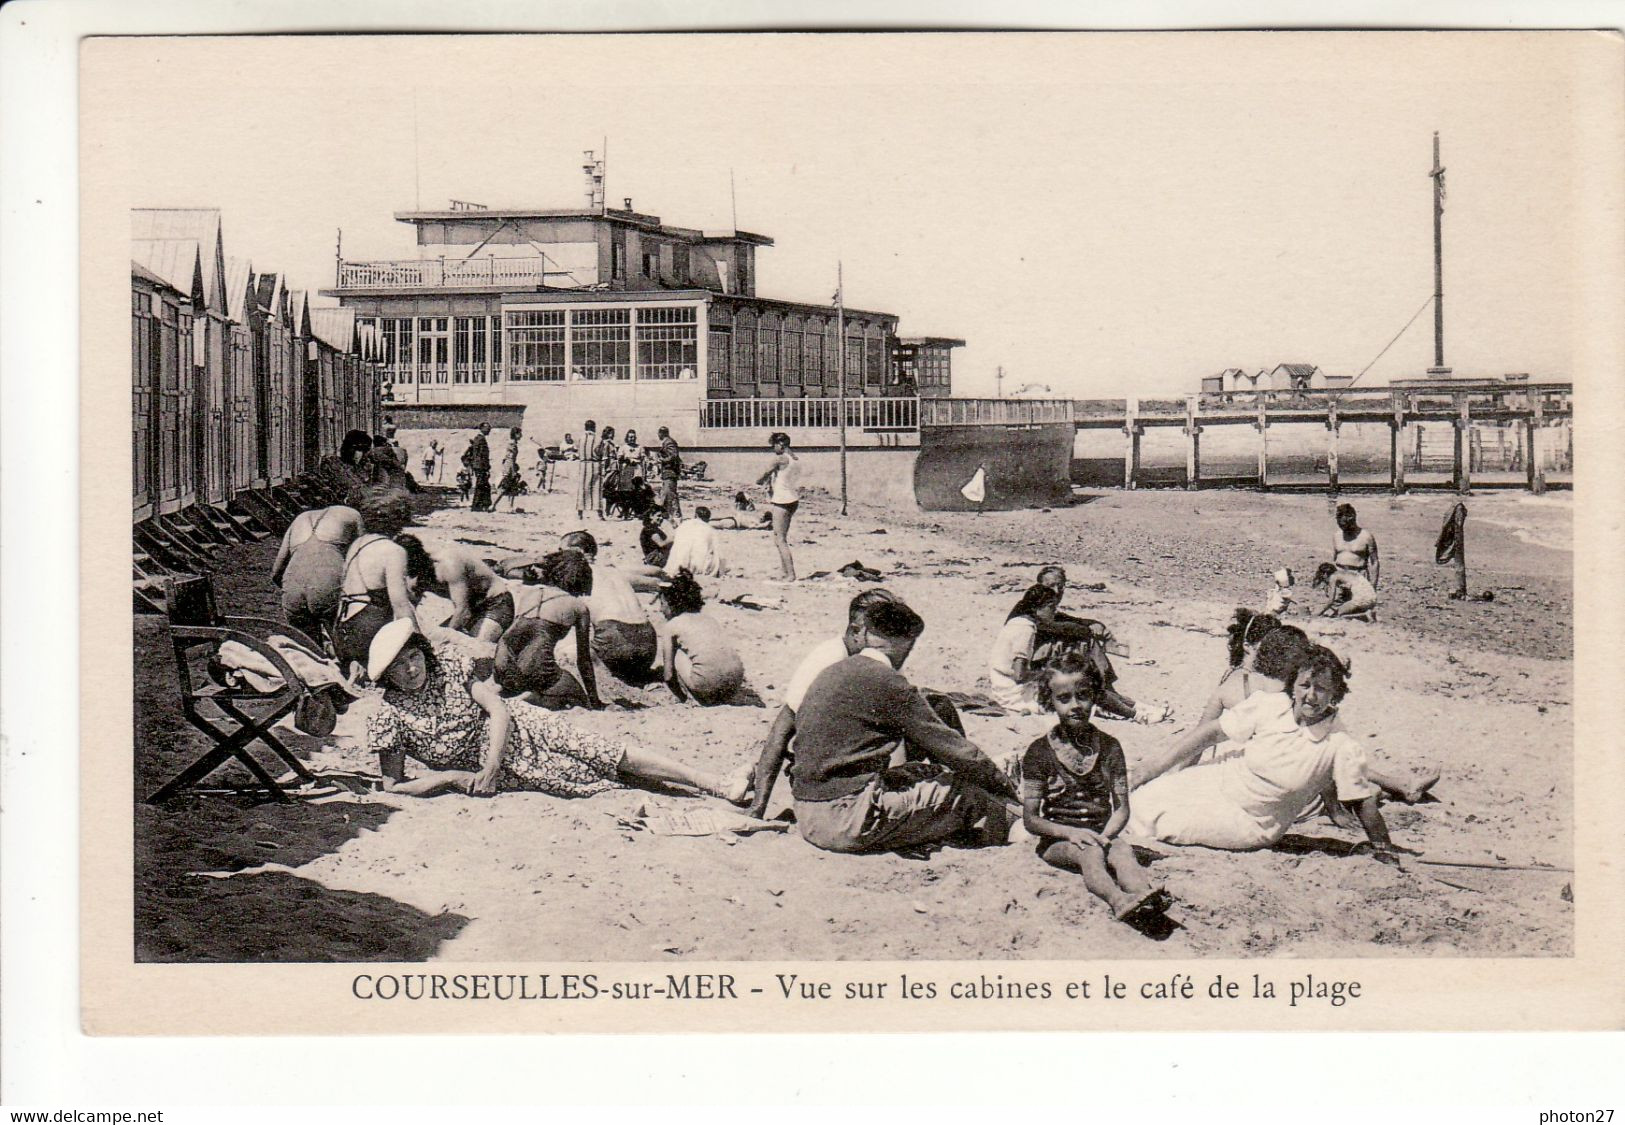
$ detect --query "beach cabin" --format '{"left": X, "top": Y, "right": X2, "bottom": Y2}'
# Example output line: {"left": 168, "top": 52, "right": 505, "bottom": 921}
{"left": 133, "top": 210, "right": 232, "bottom": 505}
{"left": 1267, "top": 363, "right": 1325, "bottom": 392}
{"left": 251, "top": 272, "right": 296, "bottom": 485}
{"left": 224, "top": 256, "right": 259, "bottom": 494}
{"left": 131, "top": 257, "right": 200, "bottom": 520}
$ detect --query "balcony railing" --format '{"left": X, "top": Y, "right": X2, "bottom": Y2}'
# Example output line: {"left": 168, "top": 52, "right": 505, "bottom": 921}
{"left": 335, "top": 256, "right": 564, "bottom": 290}
{"left": 701, "top": 396, "right": 919, "bottom": 431}
{"left": 920, "top": 397, "right": 1077, "bottom": 426}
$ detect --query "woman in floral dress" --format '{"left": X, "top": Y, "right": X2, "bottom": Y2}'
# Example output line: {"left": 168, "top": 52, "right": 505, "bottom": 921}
{"left": 364, "top": 621, "right": 750, "bottom": 802}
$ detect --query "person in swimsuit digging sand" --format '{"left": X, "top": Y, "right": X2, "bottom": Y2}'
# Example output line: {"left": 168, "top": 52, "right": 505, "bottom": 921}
{"left": 416, "top": 540, "right": 515, "bottom": 644}
{"left": 271, "top": 504, "right": 362, "bottom": 642}
{"left": 494, "top": 550, "right": 604, "bottom": 711}
{"left": 332, "top": 495, "right": 433, "bottom": 677}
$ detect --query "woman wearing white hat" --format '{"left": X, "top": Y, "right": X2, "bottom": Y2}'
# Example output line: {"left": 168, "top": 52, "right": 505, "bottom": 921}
{"left": 364, "top": 620, "right": 752, "bottom": 802}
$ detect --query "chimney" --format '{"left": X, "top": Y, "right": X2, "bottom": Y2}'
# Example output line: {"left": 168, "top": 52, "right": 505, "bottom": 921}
{"left": 624, "top": 197, "right": 633, "bottom": 211}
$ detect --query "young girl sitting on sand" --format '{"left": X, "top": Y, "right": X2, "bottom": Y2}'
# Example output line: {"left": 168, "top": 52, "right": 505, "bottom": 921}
{"left": 1020, "top": 652, "right": 1169, "bottom": 924}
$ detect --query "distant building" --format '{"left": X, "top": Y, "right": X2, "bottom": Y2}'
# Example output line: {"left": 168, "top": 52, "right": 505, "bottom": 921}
{"left": 324, "top": 200, "right": 916, "bottom": 445}
{"left": 894, "top": 337, "right": 965, "bottom": 398}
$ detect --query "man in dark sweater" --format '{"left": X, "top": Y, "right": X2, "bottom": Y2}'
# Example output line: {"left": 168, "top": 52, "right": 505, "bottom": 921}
{"left": 789, "top": 601, "right": 1017, "bottom": 854}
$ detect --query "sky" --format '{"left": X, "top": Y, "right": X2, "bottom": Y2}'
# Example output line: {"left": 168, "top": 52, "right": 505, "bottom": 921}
{"left": 92, "top": 31, "right": 1609, "bottom": 397}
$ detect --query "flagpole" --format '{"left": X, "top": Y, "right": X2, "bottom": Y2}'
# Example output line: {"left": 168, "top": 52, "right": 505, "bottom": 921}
{"left": 837, "top": 262, "right": 847, "bottom": 516}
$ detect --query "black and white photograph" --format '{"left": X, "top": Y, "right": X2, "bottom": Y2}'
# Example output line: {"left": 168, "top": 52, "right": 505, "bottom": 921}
{"left": 61, "top": 25, "right": 1622, "bottom": 1043}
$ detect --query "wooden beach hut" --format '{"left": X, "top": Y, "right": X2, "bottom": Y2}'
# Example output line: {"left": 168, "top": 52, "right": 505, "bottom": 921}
{"left": 132, "top": 209, "right": 231, "bottom": 505}
{"left": 130, "top": 240, "right": 204, "bottom": 517}
{"left": 224, "top": 255, "right": 259, "bottom": 494}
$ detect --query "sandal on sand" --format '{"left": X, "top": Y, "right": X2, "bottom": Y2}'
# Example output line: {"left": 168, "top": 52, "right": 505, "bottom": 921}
{"left": 1113, "top": 889, "right": 1159, "bottom": 922}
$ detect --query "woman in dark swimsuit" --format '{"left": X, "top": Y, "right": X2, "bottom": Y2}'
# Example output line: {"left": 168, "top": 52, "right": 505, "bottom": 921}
{"left": 495, "top": 551, "right": 604, "bottom": 711}
{"left": 331, "top": 496, "right": 430, "bottom": 676}
{"left": 272, "top": 504, "right": 362, "bottom": 641}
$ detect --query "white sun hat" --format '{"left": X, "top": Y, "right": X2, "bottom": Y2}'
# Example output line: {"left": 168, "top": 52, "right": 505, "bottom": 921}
{"left": 367, "top": 618, "right": 420, "bottom": 683}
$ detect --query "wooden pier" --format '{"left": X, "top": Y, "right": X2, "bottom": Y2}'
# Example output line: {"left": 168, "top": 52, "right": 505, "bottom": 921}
{"left": 922, "top": 382, "right": 1572, "bottom": 494}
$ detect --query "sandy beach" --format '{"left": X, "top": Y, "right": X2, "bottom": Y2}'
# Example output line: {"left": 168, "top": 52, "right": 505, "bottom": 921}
{"left": 134, "top": 479, "right": 1573, "bottom": 962}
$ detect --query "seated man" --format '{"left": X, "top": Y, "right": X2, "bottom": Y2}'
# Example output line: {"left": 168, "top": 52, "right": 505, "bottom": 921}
{"left": 747, "top": 588, "right": 902, "bottom": 819}
{"left": 423, "top": 541, "right": 513, "bottom": 643}
{"left": 664, "top": 507, "right": 728, "bottom": 578}
{"left": 788, "top": 601, "right": 1017, "bottom": 855}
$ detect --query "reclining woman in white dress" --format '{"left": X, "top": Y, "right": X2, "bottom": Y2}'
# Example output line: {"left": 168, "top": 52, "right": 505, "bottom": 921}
{"left": 1127, "top": 645, "right": 1404, "bottom": 860}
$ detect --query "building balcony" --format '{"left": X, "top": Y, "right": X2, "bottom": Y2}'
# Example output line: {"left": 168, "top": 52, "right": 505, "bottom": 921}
{"left": 333, "top": 255, "right": 581, "bottom": 291}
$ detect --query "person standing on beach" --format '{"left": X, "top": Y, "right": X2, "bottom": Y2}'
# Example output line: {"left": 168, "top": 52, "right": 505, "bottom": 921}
{"left": 757, "top": 432, "right": 800, "bottom": 582}
{"left": 656, "top": 425, "right": 683, "bottom": 520}
{"left": 1332, "top": 503, "right": 1380, "bottom": 590}
{"left": 575, "top": 422, "right": 598, "bottom": 522}
{"left": 788, "top": 600, "right": 1016, "bottom": 854}
{"left": 467, "top": 422, "right": 493, "bottom": 512}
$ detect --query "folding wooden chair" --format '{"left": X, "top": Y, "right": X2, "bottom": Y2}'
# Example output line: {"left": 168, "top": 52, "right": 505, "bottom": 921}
{"left": 147, "top": 575, "right": 328, "bottom": 804}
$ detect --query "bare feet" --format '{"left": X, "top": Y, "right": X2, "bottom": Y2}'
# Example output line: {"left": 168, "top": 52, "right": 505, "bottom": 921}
{"left": 1401, "top": 767, "right": 1441, "bottom": 804}
{"left": 716, "top": 764, "right": 754, "bottom": 806}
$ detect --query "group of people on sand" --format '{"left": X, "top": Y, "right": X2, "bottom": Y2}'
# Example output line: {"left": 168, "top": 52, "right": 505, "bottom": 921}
{"left": 742, "top": 577, "right": 1436, "bottom": 926}
{"left": 1263, "top": 502, "right": 1383, "bottom": 621}
{"left": 275, "top": 437, "right": 1430, "bottom": 932}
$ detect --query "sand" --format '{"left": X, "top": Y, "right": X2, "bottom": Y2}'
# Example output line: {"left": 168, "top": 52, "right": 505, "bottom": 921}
{"left": 133, "top": 477, "right": 1573, "bottom": 962}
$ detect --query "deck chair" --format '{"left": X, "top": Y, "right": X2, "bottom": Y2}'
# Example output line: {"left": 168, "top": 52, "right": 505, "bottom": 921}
{"left": 147, "top": 575, "right": 328, "bottom": 804}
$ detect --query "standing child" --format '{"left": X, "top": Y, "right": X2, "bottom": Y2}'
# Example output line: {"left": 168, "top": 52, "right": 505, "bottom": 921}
{"left": 1021, "top": 652, "right": 1170, "bottom": 924}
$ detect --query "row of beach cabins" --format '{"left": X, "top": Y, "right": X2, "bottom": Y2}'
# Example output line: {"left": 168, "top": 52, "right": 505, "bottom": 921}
{"left": 131, "top": 208, "right": 387, "bottom": 613}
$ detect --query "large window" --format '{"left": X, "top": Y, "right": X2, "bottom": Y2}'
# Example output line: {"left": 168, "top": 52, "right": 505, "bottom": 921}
{"left": 707, "top": 327, "right": 731, "bottom": 390}
{"left": 733, "top": 313, "right": 757, "bottom": 383}
{"left": 802, "top": 323, "right": 822, "bottom": 387}
{"left": 382, "top": 318, "right": 414, "bottom": 382}
{"left": 782, "top": 317, "right": 803, "bottom": 386}
{"left": 636, "top": 306, "right": 697, "bottom": 380}
{"left": 505, "top": 310, "right": 565, "bottom": 382}
{"left": 865, "top": 326, "right": 885, "bottom": 387}
{"left": 415, "top": 316, "right": 449, "bottom": 383}
{"left": 757, "top": 318, "right": 779, "bottom": 381}
{"left": 453, "top": 316, "right": 489, "bottom": 384}
{"left": 846, "top": 329, "right": 864, "bottom": 380}
{"left": 571, "top": 308, "right": 631, "bottom": 381}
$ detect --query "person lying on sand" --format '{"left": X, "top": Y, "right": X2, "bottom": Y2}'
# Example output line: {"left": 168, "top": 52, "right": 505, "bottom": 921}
{"left": 711, "top": 491, "right": 773, "bottom": 531}
{"left": 1156, "top": 619, "right": 1438, "bottom": 806}
{"left": 1313, "top": 562, "right": 1378, "bottom": 619}
{"left": 419, "top": 541, "right": 513, "bottom": 643}
{"left": 1034, "top": 566, "right": 1167, "bottom": 723}
{"left": 365, "top": 620, "right": 749, "bottom": 802}
{"left": 789, "top": 601, "right": 1017, "bottom": 854}
{"left": 1021, "top": 653, "right": 1171, "bottom": 924}
{"left": 1128, "top": 645, "right": 1407, "bottom": 861}
{"left": 493, "top": 550, "right": 604, "bottom": 711}
{"left": 649, "top": 569, "right": 746, "bottom": 706}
